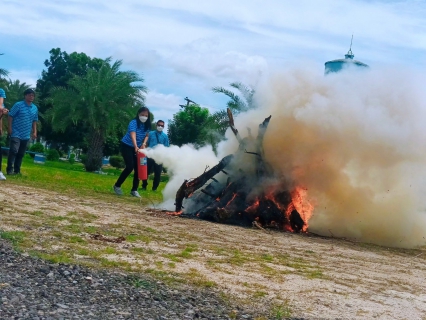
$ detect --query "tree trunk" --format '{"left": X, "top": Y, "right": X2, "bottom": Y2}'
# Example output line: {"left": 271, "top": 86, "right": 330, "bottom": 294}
{"left": 85, "top": 129, "right": 104, "bottom": 172}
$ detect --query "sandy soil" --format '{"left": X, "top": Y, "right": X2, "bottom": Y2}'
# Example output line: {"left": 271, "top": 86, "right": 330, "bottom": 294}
{"left": 1, "top": 184, "right": 425, "bottom": 319}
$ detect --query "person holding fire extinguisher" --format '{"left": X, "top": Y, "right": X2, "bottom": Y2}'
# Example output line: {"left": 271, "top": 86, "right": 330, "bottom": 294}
{"left": 141, "top": 120, "right": 169, "bottom": 191}
{"left": 113, "top": 107, "right": 151, "bottom": 198}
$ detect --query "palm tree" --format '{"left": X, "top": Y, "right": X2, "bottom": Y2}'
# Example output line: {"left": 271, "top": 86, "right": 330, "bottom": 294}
{"left": 49, "top": 58, "right": 146, "bottom": 172}
{"left": 2, "top": 79, "right": 32, "bottom": 109}
{"left": 212, "top": 82, "right": 255, "bottom": 114}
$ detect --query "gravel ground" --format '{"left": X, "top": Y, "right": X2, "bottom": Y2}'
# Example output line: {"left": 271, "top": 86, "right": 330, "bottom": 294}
{"left": 0, "top": 240, "right": 268, "bottom": 320}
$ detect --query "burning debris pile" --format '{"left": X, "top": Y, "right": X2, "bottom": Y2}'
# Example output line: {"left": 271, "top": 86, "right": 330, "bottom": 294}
{"left": 174, "top": 109, "right": 313, "bottom": 232}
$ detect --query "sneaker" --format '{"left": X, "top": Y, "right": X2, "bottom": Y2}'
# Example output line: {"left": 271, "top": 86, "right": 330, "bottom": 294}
{"left": 113, "top": 185, "right": 123, "bottom": 195}
{"left": 0, "top": 172, "right": 6, "bottom": 181}
{"left": 130, "top": 190, "right": 141, "bottom": 198}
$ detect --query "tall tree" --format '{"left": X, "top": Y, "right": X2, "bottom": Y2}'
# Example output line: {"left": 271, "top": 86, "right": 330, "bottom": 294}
{"left": 167, "top": 103, "right": 211, "bottom": 147}
{"left": 212, "top": 82, "right": 254, "bottom": 114}
{"left": 36, "top": 48, "right": 104, "bottom": 146}
{"left": 48, "top": 58, "right": 146, "bottom": 172}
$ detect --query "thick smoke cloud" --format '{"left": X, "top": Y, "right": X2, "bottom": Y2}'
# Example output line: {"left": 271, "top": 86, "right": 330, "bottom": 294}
{"left": 145, "top": 66, "right": 426, "bottom": 248}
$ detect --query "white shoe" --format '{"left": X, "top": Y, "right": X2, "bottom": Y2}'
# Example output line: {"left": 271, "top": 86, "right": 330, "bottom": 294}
{"left": 130, "top": 190, "right": 141, "bottom": 198}
{"left": 0, "top": 172, "right": 6, "bottom": 181}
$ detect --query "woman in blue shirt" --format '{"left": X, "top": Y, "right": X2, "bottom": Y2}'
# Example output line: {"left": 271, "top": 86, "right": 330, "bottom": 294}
{"left": 113, "top": 107, "right": 151, "bottom": 197}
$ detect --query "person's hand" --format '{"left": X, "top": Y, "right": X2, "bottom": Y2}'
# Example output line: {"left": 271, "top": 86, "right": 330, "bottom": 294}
{"left": 32, "top": 132, "right": 37, "bottom": 140}
{"left": 1, "top": 108, "right": 8, "bottom": 115}
{"left": 141, "top": 143, "right": 146, "bottom": 149}
{"left": 134, "top": 146, "right": 139, "bottom": 153}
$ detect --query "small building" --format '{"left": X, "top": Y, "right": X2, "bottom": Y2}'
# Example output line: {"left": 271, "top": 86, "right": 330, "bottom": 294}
{"left": 325, "top": 39, "right": 369, "bottom": 74}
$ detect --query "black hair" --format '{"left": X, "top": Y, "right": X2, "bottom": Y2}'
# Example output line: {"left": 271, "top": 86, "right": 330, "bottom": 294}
{"left": 23, "top": 88, "right": 35, "bottom": 96}
{"left": 157, "top": 120, "right": 165, "bottom": 125}
{"left": 135, "top": 106, "right": 151, "bottom": 131}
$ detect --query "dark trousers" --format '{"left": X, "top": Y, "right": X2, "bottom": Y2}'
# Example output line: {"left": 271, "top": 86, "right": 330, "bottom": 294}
{"left": 142, "top": 158, "right": 163, "bottom": 191}
{"left": 7, "top": 137, "right": 28, "bottom": 174}
{"left": 114, "top": 142, "right": 139, "bottom": 191}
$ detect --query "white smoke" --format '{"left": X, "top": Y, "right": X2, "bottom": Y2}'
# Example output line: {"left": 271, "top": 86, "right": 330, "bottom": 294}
{"left": 145, "top": 65, "right": 426, "bottom": 248}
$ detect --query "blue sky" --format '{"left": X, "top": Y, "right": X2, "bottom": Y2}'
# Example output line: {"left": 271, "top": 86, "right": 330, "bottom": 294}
{"left": 1, "top": 0, "right": 426, "bottom": 122}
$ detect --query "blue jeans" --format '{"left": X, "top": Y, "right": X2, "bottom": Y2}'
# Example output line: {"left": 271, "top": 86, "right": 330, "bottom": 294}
{"left": 7, "top": 137, "right": 28, "bottom": 174}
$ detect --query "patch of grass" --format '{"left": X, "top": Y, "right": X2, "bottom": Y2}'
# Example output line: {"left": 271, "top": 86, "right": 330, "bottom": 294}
{"left": 128, "top": 276, "right": 152, "bottom": 289}
{"left": 186, "top": 268, "right": 216, "bottom": 288}
{"left": 0, "top": 230, "right": 26, "bottom": 246}
{"left": 103, "top": 246, "right": 117, "bottom": 254}
{"left": 271, "top": 302, "right": 293, "bottom": 319}
{"left": 126, "top": 234, "right": 151, "bottom": 244}
{"left": 7, "top": 156, "right": 166, "bottom": 204}
{"left": 261, "top": 253, "right": 274, "bottom": 262}
{"left": 49, "top": 216, "right": 67, "bottom": 222}
{"left": 179, "top": 245, "right": 197, "bottom": 258}
{"left": 307, "top": 269, "right": 324, "bottom": 279}
{"left": 29, "top": 210, "right": 44, "bottom": 216}
{"left": 77, "top": 248, "right": 90, "bottom": 255}
{"left": 35, "top": 251, "right": 74, "bottom": 264}
{"left": 69, "top": 236, "right": 87, "bottom": 244}
{"left": 163, "top": 253, "right": 183, "bottom": 262}
{"left": 228, "top": 250, "right": 248, "bottom": 266}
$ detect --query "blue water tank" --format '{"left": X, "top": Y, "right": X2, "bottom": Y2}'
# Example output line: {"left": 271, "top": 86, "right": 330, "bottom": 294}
{"left": 325, "top": 48, "right": 368, "bottom": 75}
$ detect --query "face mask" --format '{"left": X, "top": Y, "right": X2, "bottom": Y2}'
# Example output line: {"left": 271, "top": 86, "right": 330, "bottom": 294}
{"left": 157, "top": 126, "right": 164, "bottom": 132}
{"left": 139, "top": 116, "right": 148, "bottom": 123}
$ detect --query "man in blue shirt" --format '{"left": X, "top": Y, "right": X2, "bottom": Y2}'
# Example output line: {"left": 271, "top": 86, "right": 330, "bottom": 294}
{"left": 7, "top": 89, "right": 38, "bottom": 175}
{"left": 141, "top": 120, "right": 170, "bottom": 191}
{"left": 0, "top": 88, "right": 8, "bottom": 180}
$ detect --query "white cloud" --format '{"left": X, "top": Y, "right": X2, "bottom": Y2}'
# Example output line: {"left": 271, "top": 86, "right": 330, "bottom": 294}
{"left": 2, "top": 0, "right": 426, "bottom": 122}
{"left": 7, "top": 69, "right": 39, "bottom": 87}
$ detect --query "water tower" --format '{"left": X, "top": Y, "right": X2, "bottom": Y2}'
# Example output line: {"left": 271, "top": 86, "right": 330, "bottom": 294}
{"left": 325, "top": 36, "right": 369, "bottom": 74}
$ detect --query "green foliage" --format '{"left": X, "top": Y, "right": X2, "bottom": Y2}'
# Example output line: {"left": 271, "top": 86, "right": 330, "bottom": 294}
{"left": 109, "top": 155, "right": 124, "bottom": 169}
{"left": 69, "top": 153, "right": 76, "bottom": 164}
{"left": 29, "top": 142, "right": 45, "bottom": 158}
{"left": 167, "top": 103, "right": 211, "bottom": 147}
{"left": 1, "top": 79, "right": 32, "bottom": 109}
{"left": 212, "top": 82, "right": 255, "bottom": 114}
{"left": 79, "top": 154, "right": 87, "bottom": 165}
{"left": 103, "top": 135, "right": 120, "bottom": 157}
{"left": 36, "top": 48, "right": 105, "bottom": 146}
{"left": 48, "top": 58, "right": 146, "bottom": 171}
{"left": 46, "top": 149, "right": 60, "bottom": 161}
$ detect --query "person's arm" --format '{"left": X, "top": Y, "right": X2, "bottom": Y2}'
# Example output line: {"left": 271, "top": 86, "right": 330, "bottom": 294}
{"left": 141, "top": 132, "right": 150, "bottom": 149}
{"left": 32, "top": 121, "right": 37, "bottom": 140}
{"left": 8, "top": 116, "right": 13, "bottom": 135}
{"left": 164, "top": 135, "right": 170, "bottom": 147}
{"left": 130, "top": 131, "right": 139, "bottom": 153}
{"left": 7, "top": 102, "right": 19, "bottom": 135}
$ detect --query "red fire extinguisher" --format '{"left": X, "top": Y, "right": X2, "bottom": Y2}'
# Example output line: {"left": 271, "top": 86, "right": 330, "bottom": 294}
{"left": 137, "top": 150, "right": 148, "bottom": 181}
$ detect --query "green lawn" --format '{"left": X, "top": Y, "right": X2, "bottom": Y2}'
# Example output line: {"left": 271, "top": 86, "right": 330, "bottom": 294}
{"left": 2, "top": 155, "right": 166, "bottom": 204}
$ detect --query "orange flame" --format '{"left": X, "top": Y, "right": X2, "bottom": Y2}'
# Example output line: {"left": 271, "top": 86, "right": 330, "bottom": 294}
{"left": 225, "top": 193, "right": 238, "bottom": 207}
{"left": 287, "top": 186, "right": 314, "bottom": 231}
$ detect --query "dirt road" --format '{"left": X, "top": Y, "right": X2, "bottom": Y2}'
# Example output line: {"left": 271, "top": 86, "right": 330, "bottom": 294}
{"left": 1, "top": 184, "right": 425, "bottom": 319}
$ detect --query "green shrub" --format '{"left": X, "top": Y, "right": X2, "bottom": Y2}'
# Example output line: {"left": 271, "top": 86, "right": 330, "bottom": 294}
{"left": 69, "top": 153, "right": 76, "bottom": 165}
{"left": 46, "top": 149, "right": 60, "bottom": 161}
{"left": 79, "top": 154, "right": 87, "bottom": 165}
{"left": 29, "top": 142, "right": 45, "bottom": 158}
{"left": 109, "top": 155, "right": 124, "bottom": 169}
